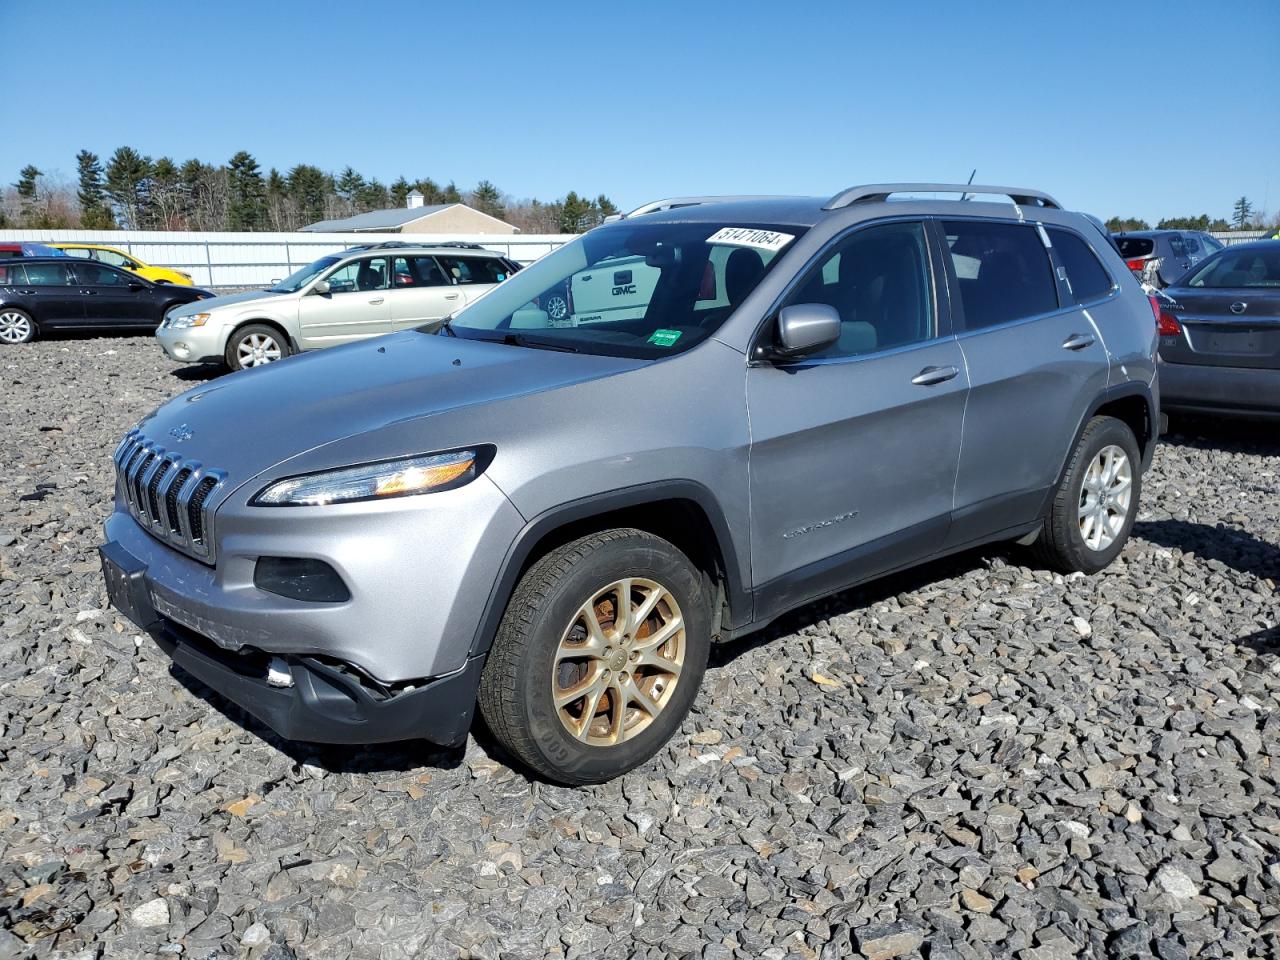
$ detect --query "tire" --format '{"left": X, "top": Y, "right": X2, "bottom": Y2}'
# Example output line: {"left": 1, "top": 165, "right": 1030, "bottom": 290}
{"left": 0, "top": 308, "right": 36, "bottom": 344}
{"left": 478, "top": 528, "right": 712, "bottom": 785}
{"left": 1030, "top": 416, "right": 1141, "bottom": 574}
{"left": 226, "top": 323, "right": 291, "bottom": 371}
{"left": 543, "top": 288, "right": 570, "bottom": 325}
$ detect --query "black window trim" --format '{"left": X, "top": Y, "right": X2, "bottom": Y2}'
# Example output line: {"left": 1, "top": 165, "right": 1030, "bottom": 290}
{"left": 747, "top": 214, "right": 948, "bottom": 366}
{"left": 936, "top": 215, "right": 1086, "bottom": 338}
{"left": 1044, "top": 224, "right": 1120, "bottom": 309}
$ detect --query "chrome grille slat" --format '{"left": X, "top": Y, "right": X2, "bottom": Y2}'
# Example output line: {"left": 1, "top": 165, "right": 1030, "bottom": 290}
{"left": 112, "top": 429, "right": 226, "bottom": 564}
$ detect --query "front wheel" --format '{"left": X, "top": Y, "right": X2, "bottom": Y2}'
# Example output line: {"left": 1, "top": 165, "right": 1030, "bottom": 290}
{"left": 1030, "top": 415, "right": 1141, "bottom": 574}
{"left": 0, "top": 308, "right": 36, "bottom": 344}
{"left": 226, "top": 324, "right": 291, "bottom": 371}
{"left": 478, "top": 529, "right": 711, "bottom": 785}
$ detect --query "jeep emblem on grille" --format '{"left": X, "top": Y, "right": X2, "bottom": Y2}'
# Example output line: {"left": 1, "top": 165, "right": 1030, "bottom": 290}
{"left": 169, "top": 424, "right": 194, "bottom": 442}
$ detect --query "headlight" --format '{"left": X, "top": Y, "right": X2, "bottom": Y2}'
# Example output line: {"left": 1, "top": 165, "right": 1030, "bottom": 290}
{"left": 252, "top": 449, "right": 483, "bottom": 506}
{"left": 169, "top": 312, "right": 210, "bottom": 328}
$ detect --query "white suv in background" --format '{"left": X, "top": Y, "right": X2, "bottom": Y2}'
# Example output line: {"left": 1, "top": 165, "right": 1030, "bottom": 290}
{"left": 157, "top": 242, "right": 520, "bottom": 371}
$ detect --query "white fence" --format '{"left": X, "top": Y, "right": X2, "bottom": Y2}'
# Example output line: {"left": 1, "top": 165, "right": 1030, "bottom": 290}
{"left": 0, "top": 229, "right": 574, "bottom": 289}
{"left": 1209, "top": 230, "right": 1271, "bottom": 246}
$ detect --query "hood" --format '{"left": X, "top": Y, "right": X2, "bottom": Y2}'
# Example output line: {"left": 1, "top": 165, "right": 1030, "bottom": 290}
{"left": 135, "top": 331, "right": 644, "bottom": 487}
{"left": 172, "top": 289, "right": 288, "bottom": 315}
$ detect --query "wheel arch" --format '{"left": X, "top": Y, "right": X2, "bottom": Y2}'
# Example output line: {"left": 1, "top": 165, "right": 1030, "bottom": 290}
{"left": 227, "top": 317, "right": 299, "bottom": 354}
{"left": 1055, "top": 382, "right": 1158, "bottom": 494}
{"left": 468, "top": 481, "right": 749, "bottom": 661}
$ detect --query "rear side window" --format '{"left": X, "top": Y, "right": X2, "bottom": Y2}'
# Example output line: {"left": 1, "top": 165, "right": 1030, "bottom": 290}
{"left": 439, "top": 256, "right": 509, "bottom": 285}
{"left": 1047, "top": 228, "right": 1114, "bottom": 303}
{"left": 74, "top": 262, "right": 132, "bottom": 285}
{"left": 1165, "top": 235, "right": 1187, "bottom": 257}
{"left": 391, "top": 256, "right": 449, "bottom": 287}
{"left": 22, "top": 262, "right": 74, "bottom": 286}
{"left": 943, "top": 221, "right": 1058, "bottom": 330}
{"left": 62, "top": 247, "right": 94, "bottom": 259}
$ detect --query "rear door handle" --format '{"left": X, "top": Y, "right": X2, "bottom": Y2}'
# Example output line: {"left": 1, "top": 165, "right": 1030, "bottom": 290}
{"left": 444, "top": 293, "right": 460, "bottom": 300}
{"left": 368, "top": 297, "right": 384, "bottom": 305}
{"left": 911, "top": 365, "right": 959, "bottom": 386}
{"left": 1062, "top": 333, "right": 1095, "bottom": 351}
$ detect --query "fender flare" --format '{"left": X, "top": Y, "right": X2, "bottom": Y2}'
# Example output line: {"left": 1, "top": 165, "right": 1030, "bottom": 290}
{"left": 1055, "top": 381, "right": 1159, "bottom": 493}
{"left": 467, "top": 479, "right": 750, "bottom": 659}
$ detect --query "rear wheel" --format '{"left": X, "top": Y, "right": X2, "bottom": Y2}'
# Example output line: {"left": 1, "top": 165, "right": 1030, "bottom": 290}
{"left": 478, "top": 529, "right": 711, "bottom": 784}
{"left": 0, "top": 308, "right": 36, "bottom": 344}
{"left": 226, "top": 323, "right": 290, "bottom": 371}
{"left": 1030, "top": 415, "right": 1141, "bottom": 574}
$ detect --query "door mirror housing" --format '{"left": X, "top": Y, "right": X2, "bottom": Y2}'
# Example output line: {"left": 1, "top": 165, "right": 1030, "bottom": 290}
{"left": 312, "top": 279, "right": 331, "bottom": 295}
{"left": 772, "top": 303, "right": 840, "bottom": 359}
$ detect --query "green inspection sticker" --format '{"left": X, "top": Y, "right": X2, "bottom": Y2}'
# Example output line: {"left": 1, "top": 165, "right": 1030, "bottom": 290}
{"left": 647, "top": 329, "right": 682, "bottom": 348}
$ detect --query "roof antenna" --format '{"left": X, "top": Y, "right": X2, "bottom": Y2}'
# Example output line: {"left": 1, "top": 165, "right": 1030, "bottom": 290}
{"left": 959, "top": 169, "right": 977, "bottom": 202}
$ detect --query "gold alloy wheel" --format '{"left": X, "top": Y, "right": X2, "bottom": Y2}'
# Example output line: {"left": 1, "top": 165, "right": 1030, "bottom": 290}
{"left": 552, "top": 577, "right": 685, "bottom": 746}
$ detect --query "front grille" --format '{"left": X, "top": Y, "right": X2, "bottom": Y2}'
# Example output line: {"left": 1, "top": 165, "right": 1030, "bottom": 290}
{"left": 113, "top": 430, "right": 228, "bottom": 564}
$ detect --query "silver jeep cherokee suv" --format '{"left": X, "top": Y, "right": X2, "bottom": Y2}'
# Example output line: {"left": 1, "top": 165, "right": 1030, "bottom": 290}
{"left": 101, "top": 184, "right": 1160, "bottom": 784}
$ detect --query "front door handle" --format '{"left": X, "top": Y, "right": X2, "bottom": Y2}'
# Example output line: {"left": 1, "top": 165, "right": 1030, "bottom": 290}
{"left": 444, "top": 293, "right": 460, "bottom": 300}
{"left": 1062, "top": 333, "right": 1095, "bottom": 351}
{"left": 368, "top": 297, "right": 384, "bottom": 305}
{"left": 911, "top": 365, "right": 959, "bottom": 386}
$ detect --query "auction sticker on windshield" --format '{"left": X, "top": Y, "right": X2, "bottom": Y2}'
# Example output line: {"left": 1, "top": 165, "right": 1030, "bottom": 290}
{"left": 706, "top": 227, "right": 795, "bottom": 252}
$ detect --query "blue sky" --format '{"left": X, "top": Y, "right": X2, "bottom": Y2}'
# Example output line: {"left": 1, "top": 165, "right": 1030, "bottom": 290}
{"left": 8, "top": 0, "right": 1278, "bottom": 223}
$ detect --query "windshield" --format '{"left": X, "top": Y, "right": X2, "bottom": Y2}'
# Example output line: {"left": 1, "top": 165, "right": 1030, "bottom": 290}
{"left": 441, "top": 221, "right": 804, "bottom": 358}
{"left": 1184, "top": 245, "right": 1280, "bottom": 288}
{"left": 270, "top": 255, "right": 341, "bottom": 293}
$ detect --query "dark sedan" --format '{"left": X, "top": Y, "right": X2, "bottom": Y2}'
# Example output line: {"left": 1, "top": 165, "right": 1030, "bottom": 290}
{"left": 1157, "top": 240, "right": 1280, "bottom": 418}
{"left": 0, "top": 257, "right": 213, "bottom": 344}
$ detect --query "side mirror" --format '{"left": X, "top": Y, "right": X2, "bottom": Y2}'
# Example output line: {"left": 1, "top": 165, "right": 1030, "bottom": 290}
{"left": 773, "top": 303, "right": 840, "bottom": 358}
{"left": 312, "top": 279, "right": 331, "bottom": 295}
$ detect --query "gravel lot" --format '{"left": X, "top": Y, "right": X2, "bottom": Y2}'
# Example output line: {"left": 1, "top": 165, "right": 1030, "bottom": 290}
{"left": 1, "top": 336, "right": 1277, "bottom": 960}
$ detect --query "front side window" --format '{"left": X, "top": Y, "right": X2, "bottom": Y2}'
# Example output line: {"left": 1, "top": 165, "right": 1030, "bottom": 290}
{"left": 439, "top": 256, "right": 510, "bottom": 285}
{"left": 944, "top": 220, "right": 1058, "bottom": 330}
{"left": 22, "top": 262, "right": 74, "bottom": 286}
{"left": 74, "top": 262, "right": 133, "bottom": 286}
{"left": 271, "top": 255, "right": 340, "bottom": 293}
{"left": 1048, "top": 228, "right": 1114, "bottom": 304}
{"left": 1185, "top": 246, "right": 1280, "bottom": 288}
{"left": 786, "top": 221, "right": 934, "bottom": 358}
{"left": 94, "top": 248, "right": 136, "bottom": 269}
{"left": 392, "top": 256, "right": 449, "bottom": 287}
{"left": 445, "top": 221, "right": 804, "bottom": 359}
{"left": 324, "top": 257, "right": 388, "bottom": 294}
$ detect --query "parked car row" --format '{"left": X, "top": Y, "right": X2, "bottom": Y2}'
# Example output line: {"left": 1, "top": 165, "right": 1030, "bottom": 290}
{"left": 0, "top": 241, "right": 194, "bottom": 284}
{"left": 0, "top": 258, "right": 212, "bottom": 344}
{"left": 99, "top": 183, "right": 1165, "bottom": 783}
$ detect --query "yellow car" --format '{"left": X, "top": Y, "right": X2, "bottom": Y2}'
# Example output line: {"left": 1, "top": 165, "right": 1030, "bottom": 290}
{"left": 51, "top": 243, "right": 193, "bottom": 285}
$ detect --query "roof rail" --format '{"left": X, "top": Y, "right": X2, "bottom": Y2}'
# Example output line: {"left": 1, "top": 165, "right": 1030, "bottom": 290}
{"left": 346, "top": 240, "right": 488, "bottom": 251}
{"left": 824, "top": 183, "right": 1061, "bottom": 211}
{"left": 606, "top": 195, "right": 789, "bottom": 222}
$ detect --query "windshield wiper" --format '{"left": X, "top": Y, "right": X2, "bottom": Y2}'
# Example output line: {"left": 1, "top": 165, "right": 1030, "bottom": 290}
{"left": 438, "top": 315, "right": 457, "bottom": 336}
{"left": 500, "top": 332, "right": 579, "bottom": 353}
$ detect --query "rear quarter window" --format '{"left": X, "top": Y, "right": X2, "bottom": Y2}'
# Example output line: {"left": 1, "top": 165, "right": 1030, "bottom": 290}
{"left": 943, "top": 220, "right": 1059, "bottom": 330}
{"left": 0, "top": 263, "right": 25, "bottom": 285}
{"left": 439, "top": 256, "right": 509, "bottom": 285}
{"left": 1047, "top": 228, "right": 1115, "bottom": 303}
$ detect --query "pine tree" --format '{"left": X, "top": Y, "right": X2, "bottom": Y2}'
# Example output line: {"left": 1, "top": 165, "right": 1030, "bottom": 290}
{"left": 413, "top": 178, "right": 442, "bottom": 203}
{"left": 227, "top": 151, "right": 266, "bottom": 231}
{"left": 16, "top": 165, "right": 42, "bottom": 223}
{"left": 355, "top": 179, "right": 389, "bottom": 212}
{"left": 335, "top": 167, "right": 365, "bottom": 207}
{"left": 471, "top": 180, "right": 505, "bottom": 220}
{"left": 559, "top": 191, "right": 593, "bottom": 233}
{"left": 287, "top": 164, "right": 329, "bottom": 225}
{"left": 75, "top": 150, "right": 115, "bottom": 229}
{"left": 105, "top": 147, "right": 153, "bottom": 229}
{"left": 441, "top": 181, "right": 462, "bottom": 204}
{"left": 389, "top": 176, "right": 411, "bottom": 209}
{"left": 595, "top": 194, "right": 619, "bottom": 220}
{"left": 1231, "top": 196, "right": 1254, "bottom": 230}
